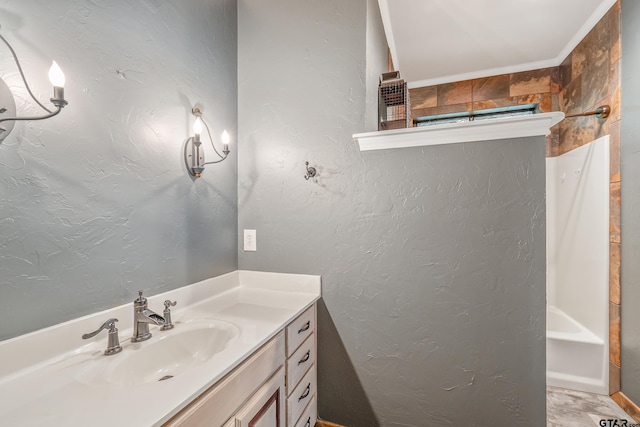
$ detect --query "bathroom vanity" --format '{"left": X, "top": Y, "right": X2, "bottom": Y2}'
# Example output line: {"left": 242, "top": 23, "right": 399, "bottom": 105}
{"left": 0, "top": 271, "right": 320, "bottom": 427}
{"left": 164, "top": 304, "right": 317, "bottom": 427}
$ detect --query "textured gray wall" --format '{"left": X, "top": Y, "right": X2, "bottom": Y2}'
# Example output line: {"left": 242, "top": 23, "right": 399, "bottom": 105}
{"left": 0, "top": 0, "right": 238, "bottom": 340}
{"left": 237, "top": 0, "right": 546, "bottom": 425}
{"left": 621, "top": 0, "right": 640, "bottom": 405}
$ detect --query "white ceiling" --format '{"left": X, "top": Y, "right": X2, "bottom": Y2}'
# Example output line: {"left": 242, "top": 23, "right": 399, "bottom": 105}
{"left": 378, "top": 0, "right": 617, "bottom": 88}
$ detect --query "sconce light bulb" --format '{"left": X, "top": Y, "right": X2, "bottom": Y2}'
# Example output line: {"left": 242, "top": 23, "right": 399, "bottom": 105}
{"left": 48, "top": 61, "right": 65, "bottom": 88}
{"left": 221, "top": 130, "right": 230, "bottom": 155}
{"left": 193, "top": 117, "right": 203, "bottom": 136}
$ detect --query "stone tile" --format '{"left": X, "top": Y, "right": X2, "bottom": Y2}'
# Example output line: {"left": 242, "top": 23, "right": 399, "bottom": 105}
{"left": 573, "top": 11, "right": 611, "bottom": 81}
{"left": 558, "top": 117, "right": 594, "bottom": 155}
{"left": 610, "top": 181, "right": 620, "bottom": 243}
{"left": 610, "top": 302, "right": 621, "bottom": 366}
{"left": 609, "top": 119, "right": 621, "bottom": 182}
{"left": 559, "top": 76, "right": 583, "bottom": 116}
{"left": 548, "top": 409, "right": 596, "bottom": 427}
{"left": 559, "top": 54, "right": 573, "bottom": 88}
{"left": 547, "top": 386, "right": 636, "bottom": 425}
{"left": 468, "top": 93, "right": 549, "bottom": 113}
{"left": 608, "top": 60, "right": 620, "bottom": 90}
{"left": 598, "top": 392, "right": 634, "bottom": 420}
{"left": 409, "top": 86, "right": 437, "bottom": 110}
{"left": 572, "top": 41, "right": 589, "bottom": 81}
{"left": 582, "top": 54, "right": 611, "bottom": 111}
{"left": 610, "top": 0, "right": 620, "bottom": 39}
{"left": 611, "top": 39, "right": 621, "bottom": 64}
{"left": 517, "top": 93, "right": 547, "bottom": 106}
{"left": 551, "top": 92, "right": 560, "bottom": 111}
{"left": 509, "top": 68, "right": 551, "bottom": 97}
{"left": 590, "top": 7, "right": 612, "bottom": 63}
{"left": 610, "top": 362, "right": 621, "bottom": 395}
{"left": 545, "top": 136, "right": 553, "bottom": 157}
{"left": 610, "top": 242, "right": 621, "bottom": 304}
{"left": 547, "top": 128, "right": 560, "bottom": 157}
{"left": 437, "top": 80, "right": 472, "bottom": 106}
{"left": 610, "top": 3, "right": 621, "bottom": 63}
{"left": 550, "top": 67, "right": 562, "bottom": 94}
{"left": 472, "top": 75, "right": 510, "bottom": 101}
{"left": 609, "top": 59, "right": 621, "bottom": 112}
{"left": 411, "top": 102, "right": 472, "bottom": 120}
{"left": 472, "top": 97, "right": 517, "bottom": 110}
{"left": 587, "top": 413, "right": 620, "bottom": 426}
{"left": 548, "top": 387, "right": 616, "bottom": 414}
{"left": 538, "top": 93, "right": 552, "bottom": 113}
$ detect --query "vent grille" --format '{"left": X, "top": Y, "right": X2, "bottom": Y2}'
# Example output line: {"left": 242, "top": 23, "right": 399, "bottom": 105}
{"left": 415, "top": 104, "right": 539, "bottom": 127}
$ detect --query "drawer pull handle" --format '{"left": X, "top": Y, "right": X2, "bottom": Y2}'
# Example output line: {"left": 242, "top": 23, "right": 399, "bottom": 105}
{"left": 298, "top": 321, "right": 310, "bottom": 334}
{"left": 298, "top": 350, "right": 311, "bottom": 365}
{"left": 305, "top": 417, "right": 311, "bottom": 427}
{"left": 298, "top": 383, "right": 311, "bottom": 401}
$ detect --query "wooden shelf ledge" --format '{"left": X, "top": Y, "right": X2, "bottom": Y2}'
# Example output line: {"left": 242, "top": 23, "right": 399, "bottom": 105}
{"left": 353, "top": 112, "right": 564, "bottom": 152}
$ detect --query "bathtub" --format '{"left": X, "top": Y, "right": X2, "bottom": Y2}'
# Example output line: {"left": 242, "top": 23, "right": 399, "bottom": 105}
{"left": 546, "top": 305, "right": 608, "bottom": 394}
{"left": 546, "top": 136, "right": 609, "bottom": 395}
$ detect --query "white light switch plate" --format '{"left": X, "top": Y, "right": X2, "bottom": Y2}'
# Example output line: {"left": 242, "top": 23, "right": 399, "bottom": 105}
{"left": 244, "top": 229, "right": 256, "bottom": 251}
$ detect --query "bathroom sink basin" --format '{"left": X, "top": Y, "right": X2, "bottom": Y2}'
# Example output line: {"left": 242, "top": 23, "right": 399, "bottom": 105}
{"left": 78, "top": 319, "right": 239, "bottom": 387}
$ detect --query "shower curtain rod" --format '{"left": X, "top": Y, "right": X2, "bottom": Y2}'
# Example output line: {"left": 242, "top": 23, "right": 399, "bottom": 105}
{"left": 564, "top": 105, "right": 610, "bottom": 119}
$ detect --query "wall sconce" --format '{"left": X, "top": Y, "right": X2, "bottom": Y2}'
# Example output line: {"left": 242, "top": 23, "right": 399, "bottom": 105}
{"left": 0, "top": 30, "right": 68, "bottom": 142}
{"left": 184, "top": 107, "right": 230, "bottom": 178}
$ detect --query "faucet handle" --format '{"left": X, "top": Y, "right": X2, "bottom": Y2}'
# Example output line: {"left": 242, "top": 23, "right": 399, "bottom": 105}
{"left": 161, "top": 300, "right": 177, "bottom": 331}
{"left": 136, "top": 290, "right": 146, "bottom": 302}
{"left": 82, "top": 318, "right": 123, "bottom": 356}
{"left": 82, "top": 318, "right": 118, "bottom": 339}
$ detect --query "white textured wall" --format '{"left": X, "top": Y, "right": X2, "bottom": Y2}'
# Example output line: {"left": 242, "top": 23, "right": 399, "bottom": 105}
{"left": 0, "top": 0, "right": 237, "bottom": 340}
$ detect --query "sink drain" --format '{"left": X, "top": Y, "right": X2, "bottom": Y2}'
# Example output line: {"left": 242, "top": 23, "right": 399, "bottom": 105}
{"left": 158, "top": 375, "right": 174, "bottom": 382}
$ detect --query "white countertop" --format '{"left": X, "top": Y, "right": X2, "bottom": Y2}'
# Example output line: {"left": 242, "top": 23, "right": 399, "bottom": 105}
{"left": 0, "top": 270, "right": 321, "bottom": 427}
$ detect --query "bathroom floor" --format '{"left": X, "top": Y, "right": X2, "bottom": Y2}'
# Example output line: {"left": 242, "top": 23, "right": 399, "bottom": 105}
{"left": 547, "top": 386, "right": 634, "bottom": 426}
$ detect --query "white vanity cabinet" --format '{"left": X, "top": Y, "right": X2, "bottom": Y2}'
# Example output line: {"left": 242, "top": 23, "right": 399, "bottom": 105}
{"left": 284, "top": 305, "right": 317, "bottom": 427}
{"left": 164, "top": 303, "right": 317, "bottom": 427}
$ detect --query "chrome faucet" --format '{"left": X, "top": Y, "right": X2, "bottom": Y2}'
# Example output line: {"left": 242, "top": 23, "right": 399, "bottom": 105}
{"left": 131, "top": 290, "right": 165, "bottom": 342}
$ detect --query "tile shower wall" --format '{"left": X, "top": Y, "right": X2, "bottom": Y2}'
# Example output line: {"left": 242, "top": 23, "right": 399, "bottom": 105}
{"left": 0, "top": 0, "right": 238, "bottom": 340}
{"left": 409, "top": 0, "right": 623, "bottom": 396}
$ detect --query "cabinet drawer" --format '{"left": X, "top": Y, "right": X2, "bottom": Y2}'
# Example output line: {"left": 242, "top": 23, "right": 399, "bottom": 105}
{"left": 286, "top": 333, "right": 314, "bottom": 394}
{"left": 286, "top": 305, "right": 314, "bottom": 356}
{"left": 293, "top": 398, "right": 317, "bottom": 427}
{"left": 287, "top": 365, "right": 316, "bottom": 427}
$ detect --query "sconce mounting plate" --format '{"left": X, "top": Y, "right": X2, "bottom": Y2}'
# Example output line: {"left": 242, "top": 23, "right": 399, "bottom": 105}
{"left": 184, "top": 137, "right": 205, "bottom": 178}
{"left": 0, "top": 77, "right": 16, "bottom": 142}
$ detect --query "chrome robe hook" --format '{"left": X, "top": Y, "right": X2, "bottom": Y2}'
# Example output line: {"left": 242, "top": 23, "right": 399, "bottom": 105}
{"left": 304, "top": 161, "right": 317, "bottom": 180}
